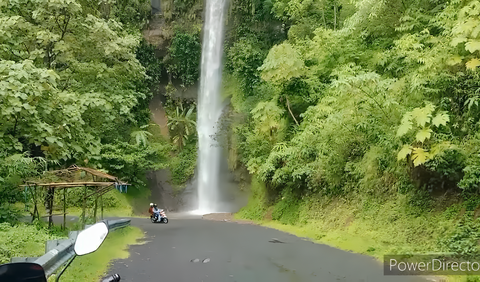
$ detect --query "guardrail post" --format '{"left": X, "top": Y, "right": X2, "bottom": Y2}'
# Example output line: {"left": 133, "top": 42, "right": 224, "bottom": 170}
{"left": 46, "top": 240, "right": 59, "bottom": 252}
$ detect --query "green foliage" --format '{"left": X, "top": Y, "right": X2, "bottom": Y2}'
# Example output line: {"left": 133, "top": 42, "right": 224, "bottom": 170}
{"left": 225, "top": 0, "right": 480, "bottom": 218}
{"left": 0, "top": 154, "right": 54, "bottom": 223}
{"left": 0, "top": 221, "right": 66, "bottom": 264}
{"left": 0, "top": 0, "right": 176, "bottom": 219}
{"left": 166, "top": 31, "right": 201, "bottom": 87}
{"left": 439, "top": 213, "right": 480, "bottom": 257}
{"left": 271, "top": 190, "right": 301, "bottom": 225}
{"left": 110, "top": 0, "right": 151, "bottom": 29}
{"left": 130, "top": 129, "right": 153, "bottom": 147}
{"left": 93, "top": 140, "right": 169, "bottom": 187}
{"left": 236, "top": 176, "right": 269, "bottom": 220}
{"left": 251, "top": 100, "right": 286, "bottom": 139}
{"left": 396, "top": 102, "right": 453, "bottom": 167}
{"left": 226, "top": 37, "right": 268, "bottom": 96}
{"left": 405, "top": 189, "right": 433, "bottom": 216}
{"left": 0, "top": 204, "right": 22, "bottom": 224}
{"left": 0, "top": 0, "right": 152, "bottom": 164}
{"left": 259, "top": 42, "right": 304, "bottom": 84}
{"left": 172, "top": 0, "right": 197, "bottom": 16}
{"left": 167, "top": 102, "right": 197, "bottom": 149}
{"left": 136, "top": 40, "right": 163, "bottom": 87}
{"left": 168, "top": 141, "right": 197, "bottom": 186}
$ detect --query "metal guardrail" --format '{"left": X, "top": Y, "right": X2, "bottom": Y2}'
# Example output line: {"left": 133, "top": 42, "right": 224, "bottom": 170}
{"left": 10, "top": 219, "right": 131, "bottom": 278}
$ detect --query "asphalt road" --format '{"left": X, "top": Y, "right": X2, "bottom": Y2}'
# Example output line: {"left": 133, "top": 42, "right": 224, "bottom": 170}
{"left": 104, "top": 216, "right": 429, "bottom": 282}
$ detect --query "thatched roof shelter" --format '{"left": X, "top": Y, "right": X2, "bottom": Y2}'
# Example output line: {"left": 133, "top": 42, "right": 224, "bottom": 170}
{"left": 20, "top": 164, "right": 130, "bottom": 228}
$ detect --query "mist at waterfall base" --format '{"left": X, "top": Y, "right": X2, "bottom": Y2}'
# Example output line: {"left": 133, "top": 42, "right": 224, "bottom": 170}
{"left": 190, "top": 0, "right": 233, "bottom": 215}
{"left": 185, "top": 144, "right": 248, "bottom": 215}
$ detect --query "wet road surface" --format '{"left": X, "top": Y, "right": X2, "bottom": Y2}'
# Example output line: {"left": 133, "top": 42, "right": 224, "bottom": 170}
{"left": 106, "top": 216, "right": 429, "bottom": 282}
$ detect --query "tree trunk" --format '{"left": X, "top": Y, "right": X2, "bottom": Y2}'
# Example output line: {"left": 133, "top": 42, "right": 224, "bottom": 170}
{"left": 286, "top": 97, "right": 299, "bottom": 126}
{"left": 334, "top": 4, "right": 337, "bottom": 31}
{"left": 322, "top": 10, "right": 327, "bottom": 28}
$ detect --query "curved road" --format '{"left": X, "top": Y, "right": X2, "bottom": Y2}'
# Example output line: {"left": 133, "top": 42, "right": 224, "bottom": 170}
{"left": 104, "top": 215, "right": 428, "bottom": 282}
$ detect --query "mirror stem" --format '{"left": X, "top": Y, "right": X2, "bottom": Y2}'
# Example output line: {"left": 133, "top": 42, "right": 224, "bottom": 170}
{"left": 55, "top": 254, "right": 77, "bottom": 282}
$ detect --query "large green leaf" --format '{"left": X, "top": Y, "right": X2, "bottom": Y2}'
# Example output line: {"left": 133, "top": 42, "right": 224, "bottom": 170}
{"left": 415, "top": 128, "right": 433, "bottom": 143}
{"left": 412, "top": 148, "right": 429, "bottom": 167}
{"left": 397, "top": 112, "right": 413, "bottom": 137}
{"left": 466, "top": 40, "right": 480, "bottom": 53}
{"left": 397, "top": 145, "right": 413, "bottom": 161}
{"left": 431, "top": 112, "right": 450, "bottom": 127}
{"left": 466, "top": 58, "right": 480, "bottom": 70}
{"left": 411, "top": 103, "right": 434, "bottom": 127}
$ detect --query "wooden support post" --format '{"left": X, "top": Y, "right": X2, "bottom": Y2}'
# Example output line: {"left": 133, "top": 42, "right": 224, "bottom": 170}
{"left": 48, "top": 187, "right": 54, "bottom": 228}
{"left": 101, "top": 193, "right": 104, "bottom": 220}
{"left": 82, "top": 185, "right": 87, "bottom": 229}
{"left": 93, "top": 176, "right": 97, "bottom": 222}
{"left": 32, "top": 186, "right": 38, "bottom": 223}
{"left": 35, "top": 186, "right": 39, "bottom": 221}
{"left": 63, "top": 187, "right": 66, "bottom": 230}
{"left": 94, "top": 189, "right": 98, "bottom": 223}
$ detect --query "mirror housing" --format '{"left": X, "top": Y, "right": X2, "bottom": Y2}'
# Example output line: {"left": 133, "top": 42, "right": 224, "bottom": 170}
{"left": 74, "top": 221, "right": 109, "bottom": 256}
{"left": 0, "top": 262, "right": 47, "bottom": 282}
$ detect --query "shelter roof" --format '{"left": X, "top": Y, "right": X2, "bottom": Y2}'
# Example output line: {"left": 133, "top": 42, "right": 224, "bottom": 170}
{"left": 20, "top": 164, "right": 129, "bottom": 188}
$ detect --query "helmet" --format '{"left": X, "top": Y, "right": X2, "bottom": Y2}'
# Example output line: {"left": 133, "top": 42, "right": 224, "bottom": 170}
{"left": 153, "top": 203, "right": 157, "bottom": 207}
{"left": 150, "top": 203, "right": 153, "bottom": 206}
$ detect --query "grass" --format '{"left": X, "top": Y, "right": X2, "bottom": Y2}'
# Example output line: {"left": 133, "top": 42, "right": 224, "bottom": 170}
{"left": 48, "top": 226, "right": 144, "bottom": 282}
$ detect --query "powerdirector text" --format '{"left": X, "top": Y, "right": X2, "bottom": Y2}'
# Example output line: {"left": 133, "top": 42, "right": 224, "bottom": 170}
{"left": 384, "top": 254, "right": 480, "bottom": 275}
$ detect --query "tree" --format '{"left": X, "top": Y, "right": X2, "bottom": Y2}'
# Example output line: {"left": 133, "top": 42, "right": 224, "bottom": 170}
{"left": 165, "top": 31, "right": 201, "bottom": 87}
{"left": 167, "top": 103, "right": 197, "bottom": 149}
{"left": 259, "top": 42, "right": 305, "bottom": 125}
{"left": 0, "top": 0, "right": 147, "bottom": 161}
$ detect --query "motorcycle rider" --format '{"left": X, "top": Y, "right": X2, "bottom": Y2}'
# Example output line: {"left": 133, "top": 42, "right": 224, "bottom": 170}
{"left": 152, "top": 203, "right": 160, "bottom": 220}
{"left": 148, "top": 203, "right": 154, "bottom": 219}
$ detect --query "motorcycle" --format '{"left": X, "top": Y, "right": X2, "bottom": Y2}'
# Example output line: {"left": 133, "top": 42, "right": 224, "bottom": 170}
{"left": 0, "top": 221, "right": 121, "bottom": 282}
{"left": 151, "top": 208, "right": 168, "bottom": 224}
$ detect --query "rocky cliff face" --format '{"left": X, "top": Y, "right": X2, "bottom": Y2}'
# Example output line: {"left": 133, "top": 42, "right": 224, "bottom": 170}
{"left": 142, "top": 12, "right": 197, "bottom": 211}
{"left": 143, "top": 15, "right": 171, "bottom": 57}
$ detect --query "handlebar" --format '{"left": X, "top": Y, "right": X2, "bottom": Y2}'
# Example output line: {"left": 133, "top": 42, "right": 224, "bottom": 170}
{"left": 101, "top": 274, "right": 121, "bottom": 282}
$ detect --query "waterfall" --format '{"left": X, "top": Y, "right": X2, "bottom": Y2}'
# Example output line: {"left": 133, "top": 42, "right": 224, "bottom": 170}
{"left": 195, "top": 0, "right": 228, "bottom": 214}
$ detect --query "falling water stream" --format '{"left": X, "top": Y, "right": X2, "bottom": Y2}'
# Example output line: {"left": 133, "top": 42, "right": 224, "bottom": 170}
{"left": 194, "top": 0, "right": 228, "bottom": 214}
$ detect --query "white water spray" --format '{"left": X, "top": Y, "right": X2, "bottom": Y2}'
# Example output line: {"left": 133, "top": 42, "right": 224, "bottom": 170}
{"left": 194, "top": 0, "right": 228, "bottom": 214}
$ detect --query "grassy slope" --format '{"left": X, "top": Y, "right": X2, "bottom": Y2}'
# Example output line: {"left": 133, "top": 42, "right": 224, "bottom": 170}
{"left": 235, "top": 177, "right": 477, "bottom": 282}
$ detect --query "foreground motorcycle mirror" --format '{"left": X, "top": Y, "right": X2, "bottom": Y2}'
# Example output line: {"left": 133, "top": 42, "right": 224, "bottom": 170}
{"left": 0, "top": 262, "right": 47, "bottom": 282}
{"left": 74, "top": 221, "right": 109, "bottom": 256}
